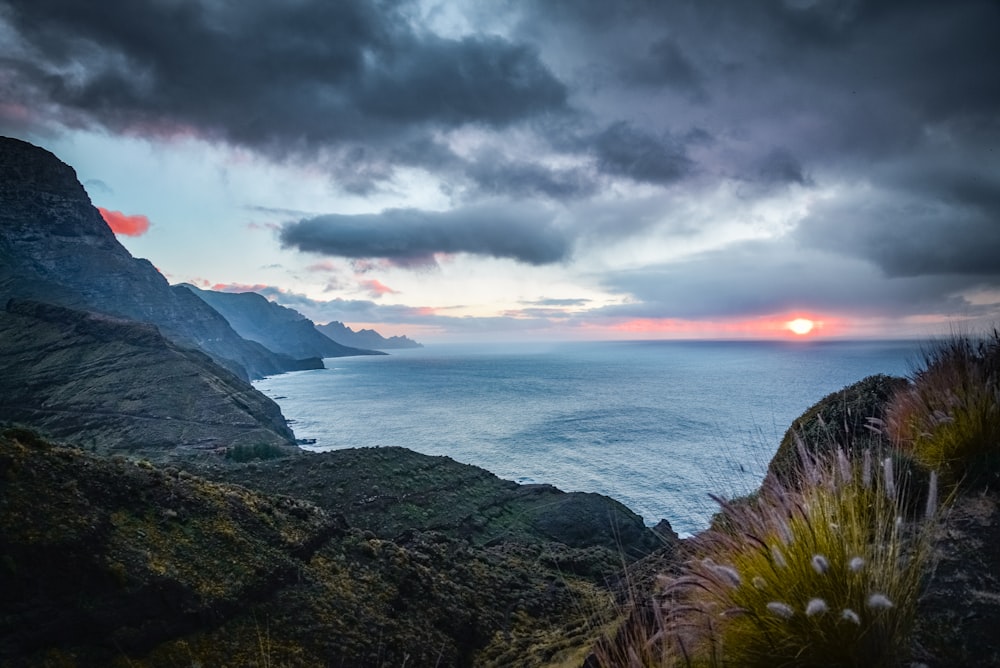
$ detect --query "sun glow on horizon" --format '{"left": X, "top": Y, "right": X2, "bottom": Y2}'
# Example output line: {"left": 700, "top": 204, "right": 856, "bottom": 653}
{"left": 787, "top": 318, "right": 816, "bottom": 336}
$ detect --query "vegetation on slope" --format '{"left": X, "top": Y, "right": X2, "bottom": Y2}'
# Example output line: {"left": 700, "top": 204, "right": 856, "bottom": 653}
{"left": 882, "top": 330, "right": 1000, "bottom": 485}
{"left": 0, "top": 428, "right": 670, "bottom": 667}
{"left": 0, "top": 299, "right": 297, "bottom": 457}
{"left": 595, "top": 330, "right": 1000, "bottom": 668}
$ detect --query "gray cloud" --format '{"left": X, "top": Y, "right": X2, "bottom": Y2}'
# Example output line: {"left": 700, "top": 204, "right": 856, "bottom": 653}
{"left": 0, "top": 0, "right": 568, "bottom": 168}
{"left": 795, "top": 174, "right": 1000, "bottom": 278}
{"left": 599, "top": 239, "right": 998, "bottom": 321}
{"left": 280, "top": 205, "right": 570, "bottom": 265}
{"left": 620, "top": 37, "right": 706, "bottom": 100}
{"left": 590, "top": 122, "right": 694, "bottom": 185}
{"left": 3, "top": 0, "right": 1000, "bottom": 333}
{"left": 528, "top": 298, "right": 591, "bottom": 307}
{"left": 459, "top": 150, "right": 595, "bottom": 200}
{"left": 754, "top": 148, "right": 810, "bottom": 187}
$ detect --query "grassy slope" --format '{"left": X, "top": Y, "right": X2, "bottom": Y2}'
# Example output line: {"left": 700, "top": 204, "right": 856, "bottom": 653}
{"left": 0, "top": 429, "right": 672, "bottom": 667}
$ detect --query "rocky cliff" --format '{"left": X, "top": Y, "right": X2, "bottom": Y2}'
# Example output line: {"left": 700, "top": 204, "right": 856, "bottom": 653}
{"left": 0, "top": 136, "right": 320, "bottom": 380}
{"left": 0, "top": 429, "right": 672, "bottom": 667}
{"left": 0, "top": 299, "right": 296, "bottom": 457}
{"left": 182, "top": 284, "right": 384, "bottom": 360}
{"left": 318, "top": 320, "right": 423, "bottom": 350}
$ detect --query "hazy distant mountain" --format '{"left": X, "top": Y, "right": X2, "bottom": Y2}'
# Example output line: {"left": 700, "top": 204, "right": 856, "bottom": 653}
{"left": 0, "top": 136, "right": 318, "bottom": 380}
{"left": 182, "top": 285, "right": 385, "bottom": 360}
{"left": 317, "top": 321, "right": 422, "bottom": 350}
{"left": 0, "top": 299, "right": 296, "bottom": 456}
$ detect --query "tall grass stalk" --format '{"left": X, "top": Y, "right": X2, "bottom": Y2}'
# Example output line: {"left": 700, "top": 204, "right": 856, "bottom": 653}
{"left": 883, "top": 330, "right": 1000, "bottom": 483}
{"left": 659, "top": 448, "right": 938, "bottom": 667}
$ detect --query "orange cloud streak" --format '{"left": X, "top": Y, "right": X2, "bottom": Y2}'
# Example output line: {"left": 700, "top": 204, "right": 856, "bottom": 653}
{"left": 98, "top": 207, "right": 151, "bottom": 236}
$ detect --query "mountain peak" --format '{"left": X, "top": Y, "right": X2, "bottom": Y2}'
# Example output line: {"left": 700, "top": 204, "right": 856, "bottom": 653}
{"left": 0, "top": 137, "right": 321, "bottom": 379}
{"left": 0, "top": 136, "right": 90, "bottom": 202}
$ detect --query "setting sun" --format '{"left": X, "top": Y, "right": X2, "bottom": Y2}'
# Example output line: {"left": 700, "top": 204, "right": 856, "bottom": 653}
{"left": 787, "top": 318, "right": 815, "bottom": 336}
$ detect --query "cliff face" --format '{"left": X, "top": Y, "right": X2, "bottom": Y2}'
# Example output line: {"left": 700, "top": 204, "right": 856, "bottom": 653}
{"left": 0, "top": 136, "right": 320, "bottom": 380}
{"left": 318, "top": 320, "right": 423, "bottom": 350}
{"left": 0, "top": 299, "right": 296, "bottom": 456}
{"left": 182, "top": 284, "right": 384, "bottom": 360}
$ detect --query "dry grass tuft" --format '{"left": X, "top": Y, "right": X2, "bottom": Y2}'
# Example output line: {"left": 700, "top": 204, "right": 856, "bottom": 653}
{"left": 595, "top": 447, "right": 939, "bottom": 667}
{"left": 882, "top": 330, "right": 1000, "bottom": 485}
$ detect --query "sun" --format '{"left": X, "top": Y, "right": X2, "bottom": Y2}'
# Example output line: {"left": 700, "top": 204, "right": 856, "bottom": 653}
{"left": 787, "top": 318, "right": 815, "bottom": 336}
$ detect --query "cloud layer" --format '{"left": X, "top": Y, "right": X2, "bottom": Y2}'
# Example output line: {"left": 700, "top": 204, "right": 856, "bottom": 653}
{"left": 3, "top": 0, "right": 999, "bottom": 336}
{"left": 280, "top": 205, "right": 569, "bottom": 266}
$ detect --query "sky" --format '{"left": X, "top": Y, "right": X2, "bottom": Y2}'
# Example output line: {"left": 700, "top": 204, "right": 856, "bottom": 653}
{"left": 2, "top": 0, "right": 999, "bottom": 343}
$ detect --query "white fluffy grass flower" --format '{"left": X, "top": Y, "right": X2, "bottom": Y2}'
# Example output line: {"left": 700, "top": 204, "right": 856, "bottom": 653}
{"left": 867, "top": 593, "right": 894, "bottom": 610}
{"left": 841, "top": 608, "right": 861, "bottom": 625}
{"left": 805, "top": 598, "right": 829, "bottom": 617}
{"left": 811, "top": 554, "right": 830, "bottom": 575}
{"left": 767, "top": 601, "right": 794, "bottom": 619}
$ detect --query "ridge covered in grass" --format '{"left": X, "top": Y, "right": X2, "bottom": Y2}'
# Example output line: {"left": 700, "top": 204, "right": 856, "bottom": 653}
{"left": 883, "top": 330, "right": 1000, "bottom": 485}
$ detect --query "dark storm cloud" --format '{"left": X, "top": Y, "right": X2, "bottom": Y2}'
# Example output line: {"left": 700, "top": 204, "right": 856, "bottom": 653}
{"left": 620, "top": 37, "right": 706, "bottom": 100}
{"left": 754, "top": 149, "right": 809, "bottom": 187}
{"left": 795, "top": 173, "right": 1000, "bottom": 278}
{"left": 280, "top": 205, "right": 570, "bottom": 265}
{"left": 590, "top": 122, "right": 694, "bottom": 185}
{"left": 0, "top": 0, "right": 567, "bottom": 156}
{"left": 356, "top": 33, "right": 567, "bottom": 127}
{"left": 462, "top": 151, "right": 596, "bottom": 199}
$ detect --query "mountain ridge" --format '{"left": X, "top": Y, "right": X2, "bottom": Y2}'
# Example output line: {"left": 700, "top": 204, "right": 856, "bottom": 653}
{"left": 317, "top": 320, "right": 422, "bottom": 350}
{"left": 181, "top": 284, "right": 385, "bottom": 360}
{"left": 0, "top": 136, "right": 321, "bottom": 380}
{"left": 0, "top": 298, "right": 297, "bottom": 457}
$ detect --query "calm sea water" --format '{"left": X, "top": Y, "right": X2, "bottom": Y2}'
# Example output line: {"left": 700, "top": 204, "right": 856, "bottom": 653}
{"left": 254, "top": 339, "right": 922, "bottom": 536}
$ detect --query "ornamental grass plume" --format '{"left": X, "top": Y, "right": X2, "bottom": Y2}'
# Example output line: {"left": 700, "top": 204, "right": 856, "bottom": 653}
{"left": 657, "top": 447, "right": 938, "bottom": 668}
{"left": 883, "top": 330, "right": 1000, "bottom": 484}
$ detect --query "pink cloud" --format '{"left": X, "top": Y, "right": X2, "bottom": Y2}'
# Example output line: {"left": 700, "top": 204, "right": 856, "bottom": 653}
{"left": 211, "top": 282, "right": 272, "bottom": 293}
{"left": 306, "top": 260, "right": 340, "bottom": 272}
{"left": 98, "top": 207, "right": 151, "bottom": 236}
{"left": 360, "top": 279, "right": 398, "bottom": 297}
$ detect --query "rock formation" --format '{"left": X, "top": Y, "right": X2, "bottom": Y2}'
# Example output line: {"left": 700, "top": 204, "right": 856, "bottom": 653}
{"left": 0, "top": 136, "right": 320, "bottom": 380}
{"left": 0, "top": 299, "right": 296, "bottom": 457}
{"left": 182, "top": 284, "right": 384, "bottom": 360}
{"left": 317, "top": 320, "right": 423, "bottom": 350}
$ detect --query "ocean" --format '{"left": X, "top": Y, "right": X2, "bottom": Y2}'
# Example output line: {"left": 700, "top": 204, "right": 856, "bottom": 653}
{"left": 253, "top": 339, "right": 923, "bottom": 536}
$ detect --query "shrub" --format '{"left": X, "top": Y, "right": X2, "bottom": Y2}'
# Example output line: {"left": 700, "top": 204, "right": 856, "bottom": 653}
{"left": 225, "top": 442, "right": 290, "bottom": 463}
{"left": 883, "top": 330, "right": 1000, "bottom": 484}
{"left": 768, "top": 375, "right": 908, "bottom": 485}
{"left": 655, "top": 447, "right": 938, "bottom": 667}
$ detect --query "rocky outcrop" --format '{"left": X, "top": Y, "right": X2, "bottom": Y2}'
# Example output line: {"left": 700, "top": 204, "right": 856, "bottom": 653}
{"left": 767, "top": 373, "right": 908, "bottom": 483}
{"left": 182, "top": 284, "right": 384, "bottom": 360}
{"left": 0, "top": 429, "right": 664, "bottom": 667}
{"left": 913, "top": 478, "right": 1000, "bottom": 666}
{"left": 0, "top": 299, "right": 296, "bottom": 457}
{"left": 318, "top": 320, "right": 423, "bottom": 350}
{"left": 0, "top": 136, "right": 320, "bottom": 380}
{"left": 766, "top": 374, "right": 1000, "bottom": 667}
{"left": 191, "top": 445, "right": 666, "bottom": 563}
